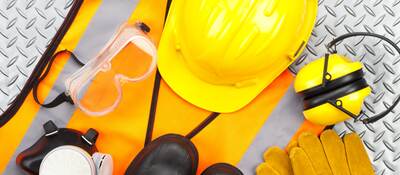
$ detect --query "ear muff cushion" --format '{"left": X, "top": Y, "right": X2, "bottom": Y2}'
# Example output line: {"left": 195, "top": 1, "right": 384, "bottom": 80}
{"left": 303, "top": 78, "right": 369, "bottom": 110}
{"left": 299, "top": 69, "right": 364, "bottom": 99}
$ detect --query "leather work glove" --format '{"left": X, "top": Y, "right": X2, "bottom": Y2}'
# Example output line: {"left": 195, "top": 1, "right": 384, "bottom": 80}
{"left": 256, "top": 146, "right": 293, "bottom": 175}
{"left": 256, "top": 130, "right": 375, "bottom": 175}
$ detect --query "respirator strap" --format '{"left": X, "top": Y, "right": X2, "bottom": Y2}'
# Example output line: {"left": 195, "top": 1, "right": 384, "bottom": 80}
{"left": 326, "top": 32, "right": 400, "bottom": 124}
{"left": 32, "top": 50, "right": 84, "bottom": 108}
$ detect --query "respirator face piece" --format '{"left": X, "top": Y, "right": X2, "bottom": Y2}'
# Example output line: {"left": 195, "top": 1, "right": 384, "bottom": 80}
{"left": 295, "top": 32, "right": 400, "bottom": 125}
{"left": 17, "top": 121, "right": 113, "bottom": 175}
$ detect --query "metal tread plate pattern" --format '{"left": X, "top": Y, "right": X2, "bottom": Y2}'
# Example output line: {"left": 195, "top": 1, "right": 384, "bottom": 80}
{"left": 290, "top": 0, "right": 400, "bottom": 174}
{"left": 0, "top": 0, "right": 73, "bottom": 114}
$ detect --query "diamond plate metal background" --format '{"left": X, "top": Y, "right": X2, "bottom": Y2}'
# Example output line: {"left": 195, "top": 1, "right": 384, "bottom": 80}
{"left": 290, "top": 0, "right": 400, "bottom": 174}
{"left": 0, "top": 0, "right": 73, "bottom": 115}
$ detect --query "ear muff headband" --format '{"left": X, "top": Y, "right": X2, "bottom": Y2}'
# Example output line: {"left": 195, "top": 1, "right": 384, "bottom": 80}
{"left": 325, "top": 32, "right": 400, "bottom": 124}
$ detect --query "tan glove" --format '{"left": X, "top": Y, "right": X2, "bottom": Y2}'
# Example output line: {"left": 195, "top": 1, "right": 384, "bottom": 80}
{"left": 256, "top": 130, "right": 375, "bottom": 175}
{"left": 256, "top": 146, "right": 293, "bottom": 175}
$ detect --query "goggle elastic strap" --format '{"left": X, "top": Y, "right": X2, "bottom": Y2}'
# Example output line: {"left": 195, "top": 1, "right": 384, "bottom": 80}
{"left": 323, "top": 32, "right": 400, "bottom": 124}
{"left": 33, "top": 22, "right": 153, "bottom": 111}
{"left": 33, "top": 50, "right": 84, "bottom": 108}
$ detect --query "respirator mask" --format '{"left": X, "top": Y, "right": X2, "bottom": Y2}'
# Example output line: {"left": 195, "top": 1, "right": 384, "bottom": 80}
{"left": 17, "top": 120, "right": 113, "bottom": 175}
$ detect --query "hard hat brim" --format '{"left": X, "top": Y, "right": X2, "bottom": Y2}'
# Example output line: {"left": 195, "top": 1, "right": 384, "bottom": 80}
{"left": 158, "top": 0, "right": 318, "bottom": 113}
{"left": 158, "top": 48, "right": 267, "bottom": 113}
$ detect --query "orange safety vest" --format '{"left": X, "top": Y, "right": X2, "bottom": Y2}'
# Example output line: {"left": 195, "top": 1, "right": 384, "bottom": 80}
{"left": 0, "top": 0, "right": 324, "bottom": 174}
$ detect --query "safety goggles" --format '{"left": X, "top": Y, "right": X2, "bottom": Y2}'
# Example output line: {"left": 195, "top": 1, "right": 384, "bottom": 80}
{"left": 33, "top": 22, "right": 157, "bottom": 116}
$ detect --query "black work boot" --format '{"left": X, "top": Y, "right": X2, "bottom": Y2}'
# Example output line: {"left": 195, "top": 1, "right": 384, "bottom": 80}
{"left": 201, "top": 163, "right": 243, "bottom": 175}
{"left": 125, "top": 134, "right": 198, "bottom": 175}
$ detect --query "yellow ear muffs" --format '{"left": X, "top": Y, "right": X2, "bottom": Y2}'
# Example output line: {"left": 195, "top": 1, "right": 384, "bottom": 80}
{"left": 295, "top": 32, "right": 400, "bottom": 125}
{"left": 295, "top": 54, "right": 371, "bottom": 125}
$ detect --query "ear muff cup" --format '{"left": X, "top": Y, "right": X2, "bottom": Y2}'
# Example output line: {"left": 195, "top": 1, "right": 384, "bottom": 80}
{"left": 303, "top": 78, "right": 369, "bottom": 110}
{"left": 299, "top": 69, "right": 364, "bottom": 99}
{"left": 296, "top": 32, "right": 400, "bottom": 124}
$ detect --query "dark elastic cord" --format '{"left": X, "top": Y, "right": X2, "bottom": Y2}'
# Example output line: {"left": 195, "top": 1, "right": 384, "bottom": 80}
{"left": 32, "top": 50, "right": 83, "bottom": 108}
{"left": 144, "top": 70, "right": 162, "bottom": 146}
{"left": 164, "top": 0, "right": 172, "bottom": 23}
{"left": 144, "top": 71, "right": 220, "bottom": 142}
{"left": 144, "top": 0, "right": 219, "bottom": 143}
{"left": 37, "top": 93, "right": 73, "bottom": 108}
{"left": 144, "top": 70, "right": 220, "bottom": 143}
{"left": 185, "top": 112, "right": 220, "bottom": 139}
{"left": 144, "top": 0, "right": 173, "bottom": 146}
{"left": 327, "top": 32, "right": 400, "bottom": 123}
{"left": 144, "top": 73, "right": 220, "bottom": 142}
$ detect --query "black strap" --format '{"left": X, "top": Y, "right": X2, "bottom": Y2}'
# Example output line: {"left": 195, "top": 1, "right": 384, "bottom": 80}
{"left": 164, "top": 0, "right": 173, "bottom": 23}
{"left": 32, "top": 50, "right": 84, "bottom": 108}
{"left": 145, "top": 70, "right": 162, "bottom": 146}
{"left": 325, "top": 32, "right": 400, "bottom": 124}
{"left": 185, "top": 112, "right": 220, "bottom": 139}
{"left": 144, "top": 69, "right": 220, "bottom": 146}
{"left": 144, "top": 0, "right": 171, "bottom": 145}
{"left": 144, "top": 70, "right": 220, "bottom": 145}
{"left": 144, "top": 0, "right": 220, "bottom": 145}
{"left": 322, "top": 54, "right": 332, "bottom": 87}
{"left": 327, "top": 32, "right": 400, "bottom": 54}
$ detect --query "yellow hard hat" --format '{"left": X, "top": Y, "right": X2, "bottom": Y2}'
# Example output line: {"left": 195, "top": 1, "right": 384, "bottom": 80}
{"left": 295, "top": 54, "right": 371, "bottom": 125}
{"left": 158, "top": 0, "right": 318, "bottom": 112}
